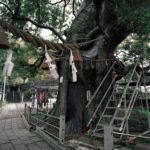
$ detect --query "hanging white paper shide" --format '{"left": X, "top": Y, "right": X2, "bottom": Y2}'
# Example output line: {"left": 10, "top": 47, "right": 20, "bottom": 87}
{"left": 3, "top": 49, "right": 14, "bottom": 76}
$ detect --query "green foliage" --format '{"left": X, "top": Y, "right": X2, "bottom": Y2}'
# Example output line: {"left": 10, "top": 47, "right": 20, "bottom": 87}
{"left": 21, "top": 0, "right": 62, "bottom": 26}
{"left": 0, "top": 0, "right": 63, "bottom": 35}
{"left": 0, "top": 49, "right": 7, "bottom": 83}
{"left": 0, "top": 39, "right": 43, "bottom": 84}
{"left": 0, "top": 0, "right": 150, "bottom": 85}
{"left": 129, "top": 109, "right": 150, "bottom": 133}
{"left": 117, "top": 1, "right": 150, "bottom": 34}
{"left": 116, "top": 34, "right": 150, "bottom": 61}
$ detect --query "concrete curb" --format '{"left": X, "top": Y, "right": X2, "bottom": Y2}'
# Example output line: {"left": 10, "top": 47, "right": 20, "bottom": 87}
{"left": 35, "top": 127, "right": 70, "bottom": 150}
{"left": 21, "top": 113, "right": 70, "bottom": 150}
{"left": 15, "top": 103, "right": 32, "bottom": 131}
{"left": 21, "top": 114, "right": 32, "bottom": 131}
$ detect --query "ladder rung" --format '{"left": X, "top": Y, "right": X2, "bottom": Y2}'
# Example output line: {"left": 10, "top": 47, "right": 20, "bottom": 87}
{"left": 112, "top": 92, "right": 133, "bottom": 95}
{"left": 116, "top": 92, "right": 132, "bottom": 94}
{"left": 117, "top": 108, "right": 126, "bottom": 111}
{"left": 92, "top": 133, "right": 103, "bottom": 138}
{"left": 102, "top": 115, "right": 113, "bottom": 118}
{"left": 117, "top": 102, "right": 130, "bottom": 107}
{"left": 114, "top": 117, "right": 125, "bottom": 121}
{"left": 112, "top": 92, "right": 123, "bottom": 94}
{"left": 99, "top": 123, "right": 109, "bottom": 126}
{"left": 106, "top": 107, "right": 116, "bottom": 109}
{"left": 113, "top": 127, "right": 121, "bottom": 131}
{"left": 121, "top": 99, "right": 130, "bottom": 101}
{"left": 110, "top": 99, "right": 120, "bottom": 101}
{"left": 95, "top": 128, "right": 103, "bottom": 132}
{"left": 118, "top": 81, "right": 137, "bottom": 85}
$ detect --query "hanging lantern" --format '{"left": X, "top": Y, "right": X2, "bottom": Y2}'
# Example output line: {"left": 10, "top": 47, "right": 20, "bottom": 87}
{"left": 0, "top": 26, "right": 10, "bottom": 49}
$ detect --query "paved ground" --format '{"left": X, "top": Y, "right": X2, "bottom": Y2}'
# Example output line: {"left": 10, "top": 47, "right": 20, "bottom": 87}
{"left": 0, "top": 103, "right": 54, "bottom": 150}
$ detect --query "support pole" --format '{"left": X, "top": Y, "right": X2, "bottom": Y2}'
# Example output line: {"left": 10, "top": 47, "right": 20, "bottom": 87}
{"left": 27, "top": 106, "right": 31, "bottom": 122}
{"left": 0, "top": 85, "right": 2, "bottom": 101}
{"left": 58, "top": 59, "right": 69, "bottom": 143}
{"left": 59, "top": 115, "right": 65, "bottom": 144}
{"left": 144, "top": 86, "right": 150, "bottom": 128}
{"left": 2, "top": 76, "right": 6, "bottom": 103}
{"left": 21, "top": 93, "right": 24, "bottom": 103}
{"left": 24, "top": 103, "right": 27, "bottom": 118}
{"left": 142, "top": 61, "right": 150, "bottom": 128}
{"left": 104, "top": 126, "right": 113, "bottom": 150}
{"left": 59, "top": 59, "right": 69, "bottom": 116}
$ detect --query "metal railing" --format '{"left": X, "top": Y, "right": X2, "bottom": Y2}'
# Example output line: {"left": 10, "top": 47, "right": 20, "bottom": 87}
{"left": 86, "top": 63, "right": 115, "bottom": 108}
{"left": 87, "top": 76, "right": 116, "bottom": 127}
{"left": 24, "top": 104, "right": 65, "bottom": 143}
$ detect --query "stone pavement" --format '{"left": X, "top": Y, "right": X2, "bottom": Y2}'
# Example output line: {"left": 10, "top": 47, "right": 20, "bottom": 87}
{"left": 0, "top": 103, "right": 54, "bottom": 150}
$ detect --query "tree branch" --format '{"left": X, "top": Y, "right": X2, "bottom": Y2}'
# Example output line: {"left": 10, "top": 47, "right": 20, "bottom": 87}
{"left": 62, "top": 0, "right": 71, "bottom": 22}
{"left": 72, "top": 0, "right": 83, "bottom": 16}
{"left": 72, "top": 0, "right": 76, "bottom": 17}
{"left": 62, "top": 0, "right": 67, "bottom": 23}
{"left": 15, "top": 17, "right": 65, "bottom": 42}
{"left": 13, "top": 0, "right": 21, "bottom": 19}
{"left": 0, "top": 2, "right": 14, "bottom": 17}
{"left": 48, "top": 0, "right": 64, "bottom": 5}
{"left": 35, "top": 0, "right": 41, "bottom": 23}
{"left": 76, "top": 0, "right": 86, "bottom": 17}
{"left": 0, "top": 1, "right": 65, "bottom": 42}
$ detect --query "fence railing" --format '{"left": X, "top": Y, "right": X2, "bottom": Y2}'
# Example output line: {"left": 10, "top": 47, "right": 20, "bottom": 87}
{"left": 24, "top": 104, "right": 65, "bottom": 143}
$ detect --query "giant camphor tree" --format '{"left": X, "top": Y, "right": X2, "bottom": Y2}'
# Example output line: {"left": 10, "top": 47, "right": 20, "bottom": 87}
{"left": 0, "top": 0, "right": 150, "bottom": 135}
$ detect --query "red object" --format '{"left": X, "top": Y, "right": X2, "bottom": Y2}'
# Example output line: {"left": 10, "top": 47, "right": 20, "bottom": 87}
{"left": 37, "top": 89, "right": 45, "bottom": 102}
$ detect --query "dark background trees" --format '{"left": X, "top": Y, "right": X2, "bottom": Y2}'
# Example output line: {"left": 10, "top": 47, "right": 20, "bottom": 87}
{"left": 0, "top": 0, "right": 150, "bottom": 134}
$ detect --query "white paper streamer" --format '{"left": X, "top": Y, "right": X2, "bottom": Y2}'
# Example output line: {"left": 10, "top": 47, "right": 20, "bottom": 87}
{"left": 3, "top": 49, "right": 14, "bottom": 76}
{"left": 45, "top": 46, "right": 59, "bottom": 80}
{"left": 60, "top": 76, "right": 63, "bottom": 83}
{"left": 69, "top": 50, "right": 77, "bottom": 82}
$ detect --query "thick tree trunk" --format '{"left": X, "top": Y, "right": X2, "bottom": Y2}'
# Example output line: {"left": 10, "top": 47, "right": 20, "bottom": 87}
{"left": 66, "top": 79, "right": 87, "bottom": 134}
{"left": 51, "top": 0, "right": 130, "bottom": 135}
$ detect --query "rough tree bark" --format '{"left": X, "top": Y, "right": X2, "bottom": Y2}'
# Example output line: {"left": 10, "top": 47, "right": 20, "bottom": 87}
{"left": 53, "top": 0, "right": 125, "bottom": 135}
{"left": 51, "top": 0, "right": 150, "bottom": 135}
